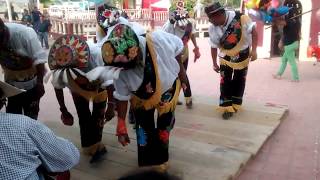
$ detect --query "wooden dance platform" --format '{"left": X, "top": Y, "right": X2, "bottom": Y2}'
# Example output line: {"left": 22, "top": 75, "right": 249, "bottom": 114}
{"left": 42, "top": 93, "right": 288, "bottom": 180}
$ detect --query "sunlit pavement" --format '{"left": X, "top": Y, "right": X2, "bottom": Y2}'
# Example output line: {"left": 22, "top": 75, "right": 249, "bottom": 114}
{"left": 43, "top": 37, "right": 320, "bottom": 179}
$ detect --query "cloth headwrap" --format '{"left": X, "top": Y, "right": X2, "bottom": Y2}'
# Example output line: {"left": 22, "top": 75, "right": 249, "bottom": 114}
{"left": 101, "top": 24, "right": 142, "bottom": 69}
{"left": 96, "top": 3, "right": 122, "bottom": 35}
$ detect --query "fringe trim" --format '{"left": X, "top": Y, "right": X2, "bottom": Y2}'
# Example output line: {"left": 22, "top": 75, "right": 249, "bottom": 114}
{"left": 2, "top": 66, "right": 37, "bottom": 81}
{"left": 131, "top": 34, "right": 162, "bottom": 110}
{"left": 181, "top": 46, "right": 189, "bottom": 63}
{"left": 216, "top": 106, "right": 236, "bottom": 113}
{"left": 157, "top": 80, "right": 181, "bottom": 116}
{"left": 82, "top": 142, "right": 104, "bottom": 156}
{"left": 66, "top": 70, "right": 107, "bottom": 102}
{"left": 219, "top": 15, "right": 251, "bottom": 57}
{"left": 220, "top": 58, "right": 250, "bottom": 70}
{"left": 185, "top": 96, "right": 192, "bottom": 104}
{"left": 232, "top": 104, "right": 242, "bottom": 111}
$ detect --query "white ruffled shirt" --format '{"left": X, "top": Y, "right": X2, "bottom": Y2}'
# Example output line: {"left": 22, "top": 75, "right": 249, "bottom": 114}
{"left": 162, "top": 20, "right": 196, "bottom": 39}
{"left": 208, "top": 11, "right": 256, "bottom": 57}
{"left": 4, "top": 23, "right": 47, "bottom": 90}
{"left": 93, "top": 28, "right": 184, "bottom": 101}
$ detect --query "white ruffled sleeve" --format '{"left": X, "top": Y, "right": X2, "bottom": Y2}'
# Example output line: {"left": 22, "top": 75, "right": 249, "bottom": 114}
{"left": 208, "top": 25, "right": 220, "bottom": 48}
{"left": 24, "top": 27, "right": 47, "bottom": 65}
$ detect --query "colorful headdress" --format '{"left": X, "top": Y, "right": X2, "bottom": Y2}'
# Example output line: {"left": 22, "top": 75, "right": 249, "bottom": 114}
{"left": 48, "top": 35, "right": 90, "bottom": 70}
{"left": 96, "top": 3, "right": 122, "bottom": 35}
{"left": 169, "top": 0, "right": 196, "bottom": 27}
{"left": 101, "top": 24, "right": 141, "bottom": 69}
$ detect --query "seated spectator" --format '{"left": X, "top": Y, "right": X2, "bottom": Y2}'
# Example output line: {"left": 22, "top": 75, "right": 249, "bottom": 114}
{"left": 0, "top": 81, "right": 80, "bottom": 180}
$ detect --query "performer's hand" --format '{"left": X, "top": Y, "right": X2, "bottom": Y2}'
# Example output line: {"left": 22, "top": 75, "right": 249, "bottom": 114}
{"left": 213, "top": 63, "right": 220, "bottom": 73}
{"left": 251, "top": 50, "right": 258, "bottom": 61}
{"left": 193, "top": 47, "right": 201, "bottom": 62}
{"left": 116, "top": 119, "right": 130, "bottom": 146}
{"left": 60, "top": 108, "right": 74, "bottom": 126}
{"left": 278, "top": 40, "right": 284, "bottom": 51}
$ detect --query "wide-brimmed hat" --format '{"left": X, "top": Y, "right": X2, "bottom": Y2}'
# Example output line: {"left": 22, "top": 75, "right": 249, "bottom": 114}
{"left": 204, "top": 2, "right": 225, "bottom": 16}
{"left": 0, "top": 81, "right": 24, "bottom": 99}
{"left": 101, "top": 24, "right": 142, "bottom": 69}
{"left": 48, "top": 35, "right": 90, "bottom": 70}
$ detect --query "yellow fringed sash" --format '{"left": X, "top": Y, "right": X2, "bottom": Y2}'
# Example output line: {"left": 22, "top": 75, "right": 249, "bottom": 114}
{"left": 158, "top": 79, "right": 181, "bottom": 116}
{"left": 66, "top": 70, "right": 108, "bottom": 103}
{"left": 181, "top": 46, "right": 189, "bottom": 63}
{"left": 219, "top": 15, "right": 251, "bottom": 57}
{"left": 219, "top": 57, "right": 250, "bottom": 70}
{"left": 130, "top": 34, "right": 162, "bottom": 110}
{"left": 3, "top": 66, "right": 36, "bottom": 81}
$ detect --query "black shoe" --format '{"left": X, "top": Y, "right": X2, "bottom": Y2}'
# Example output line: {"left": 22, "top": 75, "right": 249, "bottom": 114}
{"left": 222, "top": 112, "right": 233, "bottom": 120}
{"left": 177, "top": 101, "right": 183, "bottom": 105}
{"left": 90, "top": 147, "right": 107, "bottom": 163}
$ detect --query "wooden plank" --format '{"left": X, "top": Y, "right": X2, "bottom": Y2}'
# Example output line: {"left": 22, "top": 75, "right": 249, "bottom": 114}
{"left": 42, "top": 92, "right": 287, "bottom": 180}
{"left": 49, "top": 121, "right": 252, "bottom": 180}
{"left": 71, "top": 169, "right": 105, "bottom": 180}
{"left": 175, "top": 102, "right": 286, "bottom": 127}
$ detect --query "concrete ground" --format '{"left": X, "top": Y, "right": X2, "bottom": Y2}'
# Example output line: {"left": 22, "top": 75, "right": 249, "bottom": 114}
{"left": 43, "top": 37, "right": 320, "bottom": 179}
{"left": 186, "top": 39, "right": 320, "bottom": 180}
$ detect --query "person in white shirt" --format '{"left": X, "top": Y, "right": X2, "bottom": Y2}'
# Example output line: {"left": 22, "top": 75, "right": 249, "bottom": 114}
{"left": 205, "top": 2, "right": 258, "bottom": 120}
{"left": 95, "top": 3, "right": 146, "bottom": 125}
{"left": 162, "top": 0, "right": 201, "bottom": 108}
{"left": 48, "top": 35, "right": 115, "bottom": 163}
{"left": 0, "top": 80, "right": 80, "bottom": 180}
{"left": 0, "top": 18, "right": 47, "bottom": 120}
{"left": 90, "top": 23, "right": 188, "bottom": 170}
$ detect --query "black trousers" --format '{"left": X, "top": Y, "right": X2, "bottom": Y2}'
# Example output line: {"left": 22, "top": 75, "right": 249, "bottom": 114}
{"left": 182, "top": 57, "right": 192, "bottom": 98}
{"left": 7, "top": 87, "right": 40, "bottom": 119}
{"left": 71, "top": 93, "right": 106, "bottom": 148}
{"left": 219, "top": 65, "right": 248, "bottom": 108}
{"left": 133, "top": 108, "right": 175, "bottom": 167}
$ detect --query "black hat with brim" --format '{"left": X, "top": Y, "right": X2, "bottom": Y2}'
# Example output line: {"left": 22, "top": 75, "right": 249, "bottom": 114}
{"left": 205, "top": 2, "right": 224, "bottom": 15}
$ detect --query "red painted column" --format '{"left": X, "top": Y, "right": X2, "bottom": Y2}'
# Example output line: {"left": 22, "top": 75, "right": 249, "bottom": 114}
{"left": 310, "top": 0, "right": 320, "bottom": 45}
{"left": 123, "top": 0, "right": 129, "bottom": 9}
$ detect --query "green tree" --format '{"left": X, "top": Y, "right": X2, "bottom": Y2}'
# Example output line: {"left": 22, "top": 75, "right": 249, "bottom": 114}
{"left": 200, "top": 0, "right": 241, "bottom": 8}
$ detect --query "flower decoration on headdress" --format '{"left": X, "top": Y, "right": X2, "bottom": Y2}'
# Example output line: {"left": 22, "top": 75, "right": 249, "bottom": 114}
{"left": 96, "top": 3, "right": 122, "bottom": 34}
{"left": 48, "top": 35, "right": 90, "bottom": 70}
{"left": 101, "top": 24, "right": 142, "bottom": 69}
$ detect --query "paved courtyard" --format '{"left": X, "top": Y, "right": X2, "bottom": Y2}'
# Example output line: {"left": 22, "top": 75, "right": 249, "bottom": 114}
{"left": 40, "top": 38, "right": 320, "bottom": 179}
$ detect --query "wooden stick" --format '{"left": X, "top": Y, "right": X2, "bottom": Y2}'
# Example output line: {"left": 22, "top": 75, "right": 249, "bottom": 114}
{"left": 264, "top": 7, "right": 319, "bottom": 30}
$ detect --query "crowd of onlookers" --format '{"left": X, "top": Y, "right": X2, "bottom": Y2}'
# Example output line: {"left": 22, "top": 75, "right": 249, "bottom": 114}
{"left": 4, "top": 5, "right": 52, "bottom": 49}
